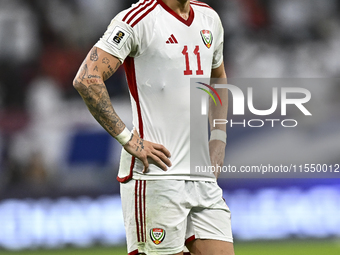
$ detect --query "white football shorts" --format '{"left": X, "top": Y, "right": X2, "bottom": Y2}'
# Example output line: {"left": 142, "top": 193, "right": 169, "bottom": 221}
{"left": 120, "top": 179, "right": 233, "bottom": 255}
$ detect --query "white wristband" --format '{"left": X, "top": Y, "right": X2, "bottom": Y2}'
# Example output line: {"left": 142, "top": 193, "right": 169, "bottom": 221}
{"left": 210, "top": 129, "right": 227, "bottom": 144}
{"left": 115, "top": 127, "right": 132, "bottom": 146}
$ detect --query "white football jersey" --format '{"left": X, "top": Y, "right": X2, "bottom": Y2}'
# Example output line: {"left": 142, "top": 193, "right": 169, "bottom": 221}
{"left": 95, "top": 0, "right": 224, "bottom": 182}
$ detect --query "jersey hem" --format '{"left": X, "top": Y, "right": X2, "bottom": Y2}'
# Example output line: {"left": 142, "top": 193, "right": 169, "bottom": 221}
{"left": 127, "top": 249, "right": 139, "bottom": 255}
{"left": 145, "top": 246, "right": 185, "bottom": 255}
{"left": 212, "top": 57, "right": 223, "bottom": 70}
{"left": 131, "top": 173, "right": 216, "bottom": 182}
{"left": 195, "top": 235, "right": 233, "bottom": 243}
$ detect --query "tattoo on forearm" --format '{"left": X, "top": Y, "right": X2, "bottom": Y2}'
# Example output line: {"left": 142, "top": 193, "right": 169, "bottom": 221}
{"left": 74, "top": 80, "right": 124, "bottom": 136}
{"left": 90, "top": 47, "right": 99, "bottom": 61}
{"left": 76, "top": 46, "right": 124, "bottom": 132}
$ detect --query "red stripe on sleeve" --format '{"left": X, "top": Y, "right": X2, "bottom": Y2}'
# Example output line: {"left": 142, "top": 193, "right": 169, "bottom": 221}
{"left": 131, "top": 1, "right": 158, "bottom": 28}
{"left": 123, "top": 0, "right": 150, "bottom": 22}
{"left": 127, "top": 0, "right": 155, "bottom": 25}
{"left": 190, "top": 1, "right": 214, "bottom": 10}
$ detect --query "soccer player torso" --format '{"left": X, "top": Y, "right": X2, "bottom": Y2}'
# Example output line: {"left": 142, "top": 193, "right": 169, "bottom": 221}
{"left": 96, "top": 0, "right": 224, "bottom": 181}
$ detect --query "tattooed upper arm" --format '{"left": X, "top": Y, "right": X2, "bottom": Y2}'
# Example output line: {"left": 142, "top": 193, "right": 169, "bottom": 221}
{"left": 90, "top": 47, "right": 99, "bottom": 62}
{"left": 74, "top": 47, "right": 122, "bottom": 86}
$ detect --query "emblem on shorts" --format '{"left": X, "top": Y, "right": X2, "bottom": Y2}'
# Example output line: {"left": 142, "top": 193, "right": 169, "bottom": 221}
{"left": 150, "top": 228, "right": 166, "bottom": 245}
{"left": 200, "top": 30, "right": 213, "bottom": 49}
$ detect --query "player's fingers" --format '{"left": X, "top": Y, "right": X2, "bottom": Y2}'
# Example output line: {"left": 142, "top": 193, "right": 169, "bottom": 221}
{"left": 148, "top": 154, "right": 168, "bottom": 171}
{"left": 152, "top": 150, "right": 172, "bottom": 168}
{"left": 151, "top": 143, "right": 171, "bottom": 158}
{"left": 141, "top": 158, "right": 149, "bottom": 173}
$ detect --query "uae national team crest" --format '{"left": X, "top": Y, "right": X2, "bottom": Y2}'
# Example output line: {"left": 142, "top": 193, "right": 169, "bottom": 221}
{"left": 150, "top": 228, "right": 166, "bottom": 245}
{"left": 200, "top": 30, "right": 213, "bottom": 49}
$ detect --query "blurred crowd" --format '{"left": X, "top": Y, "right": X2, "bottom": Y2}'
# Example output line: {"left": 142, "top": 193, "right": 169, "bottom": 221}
{"left": 220, "top": 0, "right": 340, "bottom": 78}
{"left": 0, "top": 0, "right": 340, "bottom": 198}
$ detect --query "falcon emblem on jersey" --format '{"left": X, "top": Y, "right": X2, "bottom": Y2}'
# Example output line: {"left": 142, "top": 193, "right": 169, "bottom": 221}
{"left": 200, "top": 30, "right": 213, "bottom": 49}
{"left": 107, "top": 26, "right": 131, "bottom": 50}
{"left": 150, "top": 228, "right": 166, "bottom": 245}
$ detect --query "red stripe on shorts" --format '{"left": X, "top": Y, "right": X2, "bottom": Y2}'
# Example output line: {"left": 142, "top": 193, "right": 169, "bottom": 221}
{"left": 143, "top": 180, "right": 146, "bottom": 242}
{"left": 135, "top": 181, "right": 140, "bottom": 242}
{"left": 139, "top": 180, "right": 144, "bottom": 242}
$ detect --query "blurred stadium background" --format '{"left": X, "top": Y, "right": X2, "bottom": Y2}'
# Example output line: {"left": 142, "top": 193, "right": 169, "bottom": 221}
{"left": 0, "top": 0, "right": 340, "bottom": 254}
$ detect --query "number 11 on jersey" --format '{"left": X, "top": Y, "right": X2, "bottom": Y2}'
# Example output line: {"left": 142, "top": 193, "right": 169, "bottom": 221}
{"left": 182, "top": 45, "right": 204, "bottom": 76}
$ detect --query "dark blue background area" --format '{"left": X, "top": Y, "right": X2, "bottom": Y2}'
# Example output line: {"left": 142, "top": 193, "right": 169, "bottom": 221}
{"left": 67, "top": 131, "right": 112, "bottom": 167}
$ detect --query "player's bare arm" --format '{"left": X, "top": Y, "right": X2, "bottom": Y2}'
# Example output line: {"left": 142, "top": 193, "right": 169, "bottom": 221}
{"left": 209, "top": 62, "right": 228, "bottom": 178}
{"left": 73, "top": 47, "right": 124, "bottom": 136}
{"left": 73, "top": 47, "right": 172, "bottom": 173}
{"left": 189, "top": 62, "right": 234, "bottom": 255}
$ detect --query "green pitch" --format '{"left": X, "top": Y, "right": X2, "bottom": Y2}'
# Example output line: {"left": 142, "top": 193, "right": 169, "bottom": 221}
{"left": 1, "top": 240, "right": 339, "bottom": 255}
